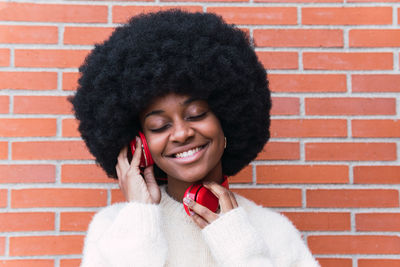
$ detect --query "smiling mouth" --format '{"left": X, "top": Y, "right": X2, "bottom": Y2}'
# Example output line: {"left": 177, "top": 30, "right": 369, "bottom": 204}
{"left": 171, "top": 144, "right": 208, "bottom": 159}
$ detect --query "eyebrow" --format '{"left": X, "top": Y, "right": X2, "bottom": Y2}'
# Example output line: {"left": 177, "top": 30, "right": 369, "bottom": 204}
{"left": 143, "top": 96, "right": 200, "bottom": 119}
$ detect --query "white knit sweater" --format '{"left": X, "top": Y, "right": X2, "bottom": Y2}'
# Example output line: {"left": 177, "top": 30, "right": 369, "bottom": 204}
{"left": 80, "top": 185, "right": 320, "bottom": 267}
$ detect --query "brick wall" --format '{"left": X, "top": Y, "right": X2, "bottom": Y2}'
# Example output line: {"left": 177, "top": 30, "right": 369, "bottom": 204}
{"left": 0, "top": 1, "right": 399, "bottom": 266}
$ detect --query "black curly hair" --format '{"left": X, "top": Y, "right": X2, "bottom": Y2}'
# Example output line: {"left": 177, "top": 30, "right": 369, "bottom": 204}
{"left": 69, "top": 9, "right": 271, "bottom": 184}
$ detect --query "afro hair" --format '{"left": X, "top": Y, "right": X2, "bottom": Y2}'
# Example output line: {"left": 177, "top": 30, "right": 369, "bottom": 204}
{"left": 69, "top": 9, "right": 271, "bottom": 183}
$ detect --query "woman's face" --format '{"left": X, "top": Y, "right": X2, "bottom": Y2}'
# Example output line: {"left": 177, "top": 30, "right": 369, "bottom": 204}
{"left": 140, "top": 93, "right": 225, "bottom": 183}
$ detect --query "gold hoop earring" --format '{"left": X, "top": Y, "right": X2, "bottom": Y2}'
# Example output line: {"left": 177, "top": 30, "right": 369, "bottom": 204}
{"left": 224, "top": 137, "right": 227, "bottom": 149}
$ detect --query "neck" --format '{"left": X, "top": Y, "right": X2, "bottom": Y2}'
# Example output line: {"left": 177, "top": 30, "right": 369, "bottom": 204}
{"left": 166, "top": 163, "right": 223, "bottom": 202}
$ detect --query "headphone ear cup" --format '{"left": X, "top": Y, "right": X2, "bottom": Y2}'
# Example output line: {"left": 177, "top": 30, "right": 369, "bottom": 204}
{"left": 196, "top": 186, "right": 219, "bottom": 213}
{"left": 183, "top": 184, "right": 219, "bottom": 216}
{"left": 139, "top": 132, "right": 154, "bottom": 167}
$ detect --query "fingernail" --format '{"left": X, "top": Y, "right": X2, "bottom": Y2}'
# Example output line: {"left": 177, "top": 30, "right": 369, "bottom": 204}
{"left": 136, "top": 136, "right": 140, "bottom": 143}
{"left": 183, "top": 197, "right": 193, "bottom": 207}
{"left": 190, "top": 211, "right": 195, "bottom": 216}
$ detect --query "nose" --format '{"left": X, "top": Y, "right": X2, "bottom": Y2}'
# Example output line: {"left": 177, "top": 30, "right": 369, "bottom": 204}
{"left": 170, "top": 120, "right": 195, "bottom": 143}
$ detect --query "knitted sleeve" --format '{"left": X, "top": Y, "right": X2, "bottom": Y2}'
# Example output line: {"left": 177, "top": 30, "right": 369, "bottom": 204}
{"left": 80, "top": 202, "right": 167, "bottom": 267}
{"left": 201, "top": 207, "right": 320, "bottom": 267}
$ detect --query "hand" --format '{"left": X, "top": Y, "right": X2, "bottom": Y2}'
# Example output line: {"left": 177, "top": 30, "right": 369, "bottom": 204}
{"left": 115, "top": 137, "right": 161, "bottom": 204}
{"left": 183, "top": 181, "right": 238, "bottom": 229}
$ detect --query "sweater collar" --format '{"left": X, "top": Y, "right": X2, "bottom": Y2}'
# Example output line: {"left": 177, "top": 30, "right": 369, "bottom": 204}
{"left": 159, "top": 184, "right": 194, "bottom": 224}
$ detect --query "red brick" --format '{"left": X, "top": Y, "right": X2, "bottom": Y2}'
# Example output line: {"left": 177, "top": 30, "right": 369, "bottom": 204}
{"left": 13, "top": 141, "right": 93, "bottom": 160}
{"left": 64, "top": 27, "right": 115, "bottom": 45}
{"left": 62, "top": 118, "right": 80, "bottom": 137}
{"left": 229, "top": 165, "right": 252, "bottom": 183}
{"left": 9, "top": 235, "right": 84, "bottom": 256}
{"left": 353, "top": 74, "right": 400, "bottom": 92}
{"left": 0, "top": 165, "right": 55, "bottom": 183}
{"left": 358, "top": 259, "right": 400, "bottom": 267}
{"left": 269, "top": 74, "right": 346, "bottom": 92}
{"left": 111, "top": 189, "right": 125, "bottom": 204}
{"left": 0, "top": 142, "right": 7, "bottom": 160}
{"left": 354, "top": 166, "right": 400, "bottom": 184}
{"left": 256, "top": 142, "right": 300, "bottom": 160}
{"left": 0, "top": 260, "right": 54, "bottom": 267}
{"left": 208, "top": 7, "right": 297, "bottom": 25}
{"left": 302, "top": 7, "right": 392, "bottom": 25}
{"left": 15, "top": 49, "right": 89, "bottom": 68}
{"left": 0, "top": 190, "right": 6, "bottom": 207}
{"left": 307, "top": 189, "right": 399, "bottom": 208}
{"left": 0, "top": 212, "right": 54, "bottom": 232}
{"left": 11, "top": 188, "right": 107, "bottom": 208}
{"left": 270, "top": 97, "right": 299, "bottom": 115}
{"left": 283, "top": 212, "right": 351, "bottom": 231}
{"left": 162, "top": 0, "right": 245, "bottom": 2}
{"left": 303, "top": 52, "right": 393, "bottom": 70}
{"left": 306, "top": 142, "right": 396, "bottom": 161}
{"left": 60, "top": 212, "right": 95, "bottom": 231}
{"left": 0, "top": 49, "right": 9, "bottom": 66}
{"left": 61, "top": 164, "right": 113, "bottom": 183}
{"left": 308, "top": 235, "right": 400, "bottom": 254}
{"left": 352, "top": 119, "right": 400, "bottom": 138}
{"left": 233, "top": 188, "right": 302, "bottom": 207}
{"left": 356, "top": 213, "right": 400, "bottom": 232}
{"left": 0, "top": 26, "right": 57, "bottom": 44}
{"left": 0, "top": 2, "right": 107, "bottom": 23}
{"left": 257, "top": 165, "right": 348, "bottom": 184}
{"left": 0, "top": 96, "right": 9, "bottom": 113}
{"left": 0, "top": 72, "right": 57, "bottom": 90}
{"left": 63, "top": 72, "right": 80, "bottom": 91}
{"left": 256, "top": 52, "right": 298, "bottom": 70}
{"left": 316, "top": 258, "right": 352, "bottom": 267}
{"left": 0, "top": 118, "right": 56, "bottom": 137}
{"left": 113, "top": 6, "right": 202, "bottom": 24}
{"left": 271, "top": 119, "right": 347, "bottom": 138}
{"left": 0, "top": 237, "right": 4, "bottom": 255}
{"left": 256, "top": 0, "right": 342, "bottom": 2}
{"left": 305, "top": 97, "right": 396, "bottom": 115}
{"left": 60, "top": 259, "right": 81, "bottom": 267}
{"left": 254, "top": 29, "right": 343, "bottom": 47}
{"left": 350, "top": 29, "right": 400, "bottom": 47}
{"left": 14, "top": 96, "right": 72, "bottom": 114}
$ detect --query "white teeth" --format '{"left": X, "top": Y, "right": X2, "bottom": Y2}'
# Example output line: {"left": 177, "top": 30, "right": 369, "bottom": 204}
{"left": 175, "top": 146, "right": 201, "bottom": 158}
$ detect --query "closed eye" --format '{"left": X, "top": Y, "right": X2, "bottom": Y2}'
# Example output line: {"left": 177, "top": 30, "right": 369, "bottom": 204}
{"left": 149, "top": 124, "right": 170, "bottom": 133}
{"left": 187, "top": 111, "right": 208, "bottom": 121}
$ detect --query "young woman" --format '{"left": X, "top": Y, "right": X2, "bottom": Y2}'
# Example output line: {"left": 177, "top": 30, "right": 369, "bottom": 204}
{"left": 70, "top": 9, "right": 320, "bottom": 267}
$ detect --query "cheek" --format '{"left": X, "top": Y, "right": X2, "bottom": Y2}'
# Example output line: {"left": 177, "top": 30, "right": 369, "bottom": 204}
{"left": 146, "top": 134, "right": 166, "bottom": 159}
{"left": 207, "top": 117, "right": 225, "bottom": 142}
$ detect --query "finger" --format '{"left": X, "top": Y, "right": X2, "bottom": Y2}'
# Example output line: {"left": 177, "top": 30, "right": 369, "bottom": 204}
{"left": 130, "top": 137, "right": 142, "bottom": 168}
{"left": 191, "top": 213, "right": 209, "bottom": 229}
{"left": 117, "top": 166, "right": 122, "bottom": 188}
{"left": 117, "top": 146, "right": 130, "bottom": 170}
{"left": 143, "top": 166, "right": 161, "bottom": 201}
{"left": 229, "top": 191, "right": 238, "bottom": 208}
{"left": 203, "top": 181, "right": 234, "bottom": 213}
{"left": 115, "top": 163, "right": 121, "bottom": 180}
{"left": 143, "top": 166, "right": 157, "bottom": 185}
{"left": 183, "top": 197, "right": 219, "bottom": 224}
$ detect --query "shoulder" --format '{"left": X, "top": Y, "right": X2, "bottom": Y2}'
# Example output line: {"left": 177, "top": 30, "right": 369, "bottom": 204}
{"left": 234, "top": 192, "right": 297, "bottom": 234}
{"left": 85, "top": 202, "right": 128, "bottom": 242}
{"left": 234, "top": 192, "right": 317, "bottom": 265}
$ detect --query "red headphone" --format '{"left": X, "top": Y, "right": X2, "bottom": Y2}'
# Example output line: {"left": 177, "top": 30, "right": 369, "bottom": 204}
{"left": 130, "top": 132, "right": 229, "bottom": 216}
{"left": 183, "top": 176, "right": 229, "bottom": 216}
{"left": 130, "top": 131, "right": 154, "bottom": 168}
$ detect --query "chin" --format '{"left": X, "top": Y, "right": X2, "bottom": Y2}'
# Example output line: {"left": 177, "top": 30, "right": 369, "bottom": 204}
{"left": 163, "top": 161, "right": 222, "bottom": 184}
